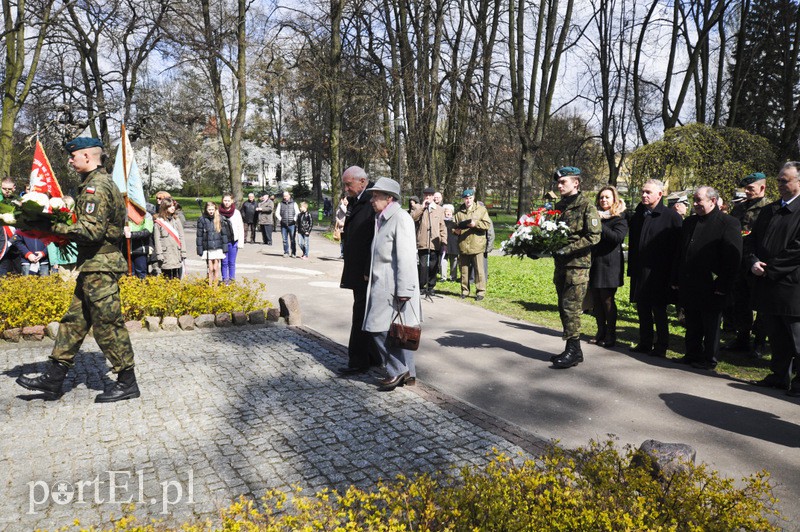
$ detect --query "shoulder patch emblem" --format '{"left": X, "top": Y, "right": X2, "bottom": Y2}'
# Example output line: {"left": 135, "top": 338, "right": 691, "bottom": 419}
{"left": 591, "top": 219, "right": 598, "bottom": 227}
{"left": 85, "top": 187, "right": 96, "bottom": 194}
{"left": 86, "top": 202, "right": 96, "bottom": 214}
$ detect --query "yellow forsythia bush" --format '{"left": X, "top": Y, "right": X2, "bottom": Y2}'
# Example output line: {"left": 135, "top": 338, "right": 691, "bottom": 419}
{"left": 0, "top": 275, "right": 270, "bottom": 332}
{"left": 75, "top": 440, "right": 782, "bottom": 532}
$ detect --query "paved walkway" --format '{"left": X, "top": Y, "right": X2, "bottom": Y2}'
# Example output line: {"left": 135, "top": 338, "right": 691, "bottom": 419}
{"left": 1, "top": 225, "right": 797, "bottom": 530}
{"left": 198, "top": 227, "right": 800, "bottom": 529}
{"left": 1, "top": 326, "right": 539, "bottom": 530}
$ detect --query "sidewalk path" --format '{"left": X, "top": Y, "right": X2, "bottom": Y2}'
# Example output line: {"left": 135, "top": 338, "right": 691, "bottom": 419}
{"left": 1, "top": 325, "right": 538, "bottom": 530}
{"left": 193, "top": 227, "right": 800, "bottom": 530}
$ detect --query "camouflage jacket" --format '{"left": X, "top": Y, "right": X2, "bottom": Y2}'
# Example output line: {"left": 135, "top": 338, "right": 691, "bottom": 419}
{"left": 454, "top": 201, "right": 492, "bottom": 255}
{"left": 730, "top": 196, "right": 769, "bottom": 234}
{"left": 53, "top": 167, "right": 127, "bottom": 273}
{"left": 554, "top": 192, "right": 601, "bottom": 269}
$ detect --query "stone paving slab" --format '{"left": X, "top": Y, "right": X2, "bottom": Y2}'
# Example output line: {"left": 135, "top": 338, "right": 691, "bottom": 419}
{"left": 0, "top": 326, "right": 542, "bottom": 530}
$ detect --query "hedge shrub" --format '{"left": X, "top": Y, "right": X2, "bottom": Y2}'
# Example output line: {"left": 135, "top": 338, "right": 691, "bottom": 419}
{"left": 77, "top": 439, "right": 781, "bottom": 531}
{"left": 0, "top": 275, "right": 270, "bottom": 332}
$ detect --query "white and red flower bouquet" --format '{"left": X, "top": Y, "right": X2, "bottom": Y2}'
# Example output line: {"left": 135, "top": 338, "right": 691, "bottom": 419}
{"left": 0, "top": 192, "right": 76, "bottom": 246}
{"left": 500, "top": 208, "right": 570, "bottom": 258}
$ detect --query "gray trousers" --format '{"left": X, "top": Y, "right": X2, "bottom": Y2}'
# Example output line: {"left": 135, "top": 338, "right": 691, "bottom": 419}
{"left": 370, "top": 331, "right": 416, "bottom": 378}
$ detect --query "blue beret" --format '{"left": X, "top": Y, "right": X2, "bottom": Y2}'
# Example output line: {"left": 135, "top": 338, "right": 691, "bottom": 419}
{"left": 461, "top": 188, "right": 475, "bottom": 198}
{"left": 554, "top": 166, "right": 581, "bottom": 180}
{"left": 64, "top": 137, "right": 104, "bottom": 153}
{"left": 738, "top": 172, "right": 766, "bottom": 187}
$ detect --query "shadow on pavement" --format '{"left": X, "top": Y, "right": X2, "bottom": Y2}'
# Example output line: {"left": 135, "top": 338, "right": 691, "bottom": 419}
{"left": 660, "top": 392, "right": 800, "bottom": 448}
{"left": 498, "top": 320, "right": 561, "bottom": 338}
{"left": 3, "top": 352, "right": 111, "bottom": 398}
{"left": 437, "top": 329, "right": 551, "bottom": 362}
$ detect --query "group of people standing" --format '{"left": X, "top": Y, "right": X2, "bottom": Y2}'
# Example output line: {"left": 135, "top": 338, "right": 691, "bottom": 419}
{"left": 336, "top": 167, "right": 500, "bottom": 391}
{"left": 239, "top": 191, "right": 315, "bottom": 260}
{"left": 549, "top": 163, "right": 800, "bottom": 398}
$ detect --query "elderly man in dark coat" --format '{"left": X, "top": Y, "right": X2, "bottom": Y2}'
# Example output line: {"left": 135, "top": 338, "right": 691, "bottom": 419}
{"left": 671, "top": 186, "right": 742, "bottom": 370}
{"left": 627, "top": 179, "right": 683, "bottom": 357}
{"left": 339, "top": 166, "right": 381, "bottom": 374}
{"left": 749, "top": 162, "right": 800, "bottom": 396}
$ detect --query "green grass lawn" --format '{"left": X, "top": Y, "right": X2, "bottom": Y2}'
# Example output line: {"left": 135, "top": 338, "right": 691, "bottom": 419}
{"left": 434, "top": 255, "right": 770, "bottom": 382}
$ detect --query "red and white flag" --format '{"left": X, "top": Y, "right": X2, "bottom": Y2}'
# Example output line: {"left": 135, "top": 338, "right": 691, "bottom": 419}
{"left": 29, "top": 139, "right": 63, "bottom": 198}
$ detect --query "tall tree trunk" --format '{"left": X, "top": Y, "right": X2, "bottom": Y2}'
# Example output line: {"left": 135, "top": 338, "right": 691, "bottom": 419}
{"left": 329, "top": 0, "right": 344, "bottom": 189}
{"left": 0, "top": 0, "right": 54, "bottom": 176}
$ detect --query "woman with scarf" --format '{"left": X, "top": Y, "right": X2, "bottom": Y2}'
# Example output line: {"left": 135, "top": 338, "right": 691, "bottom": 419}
{"left": 196, "top": 201, "right": 230, "bottom": 286}
{"left": 588, "top": 186, "right": 628, "bottom": 347}
{"left": 153, "top": 198, "right": 186, "bottom": 279}
{"left": 219, "top": 194, "right": 244, "bottom": 284}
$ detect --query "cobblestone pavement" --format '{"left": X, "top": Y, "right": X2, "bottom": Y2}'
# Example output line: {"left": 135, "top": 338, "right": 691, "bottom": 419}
{"left": 0, "top": 324, "right": 544, "bottom": 530}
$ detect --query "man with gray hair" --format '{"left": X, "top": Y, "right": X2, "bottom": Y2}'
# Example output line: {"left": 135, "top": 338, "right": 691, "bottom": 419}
{"left": 671, "top": 186, "right": 742, "bottom": 370}
{"left": 339, "top": 166, "right": 381, "bottom": 374}
{"left": 627, "top": 178, "right": 683, "bottom": 357}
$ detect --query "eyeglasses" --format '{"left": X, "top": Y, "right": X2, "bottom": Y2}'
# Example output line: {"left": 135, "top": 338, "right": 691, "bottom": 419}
{"left": 777, "top": 178, "right": 795, "bottom": 184}
{"left": 1, "top": 187, "right": 14, "bottom": 192}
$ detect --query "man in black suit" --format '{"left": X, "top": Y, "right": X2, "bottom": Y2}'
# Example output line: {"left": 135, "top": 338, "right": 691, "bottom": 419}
{"left": 671, "top": 186, "right": 742, "bottom": 370}
{"left": 749, "top": 162, "right": 800, "bottom": 396}
{"left": 627, "top": 179, "right": 683, "bottom": 357}
{"left": 339, "top": 166, "right": 380, "bottom": 374}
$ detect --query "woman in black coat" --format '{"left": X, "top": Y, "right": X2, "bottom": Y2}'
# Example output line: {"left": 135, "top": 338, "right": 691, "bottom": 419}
{"left": 588, "top": 186, "right": 628, "bottom": 347}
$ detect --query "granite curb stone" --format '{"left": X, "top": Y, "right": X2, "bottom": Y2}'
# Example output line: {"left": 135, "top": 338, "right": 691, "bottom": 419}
{"left": 21, "top": 325, "right": 45, "bottom": 341}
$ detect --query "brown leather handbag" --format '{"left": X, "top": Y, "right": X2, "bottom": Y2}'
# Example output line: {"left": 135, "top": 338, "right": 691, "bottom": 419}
{"left": 388, "top": 302, "right": 421, "bottom": 351}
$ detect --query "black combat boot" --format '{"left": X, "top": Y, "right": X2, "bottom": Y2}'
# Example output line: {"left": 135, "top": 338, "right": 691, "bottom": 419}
{"left": 553, "top": 338, "right": 584, "bottom": 369}
{"left": 95, "top": 367, "right": 141, "bottom": 403}
{"left": 550, "top": 344, "right": 568, "bottom": 363}
{"left": 16, "top": 360, "right": 69, "bottom": 397}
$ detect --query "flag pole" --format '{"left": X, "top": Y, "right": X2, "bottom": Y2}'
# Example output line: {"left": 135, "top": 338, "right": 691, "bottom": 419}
{"left": 121, "top": 124, "right": 133, "bottom": 276}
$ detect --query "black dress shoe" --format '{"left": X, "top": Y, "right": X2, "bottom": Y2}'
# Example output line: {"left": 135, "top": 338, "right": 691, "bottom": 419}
{"left": 787, "top": 388, "right": 800, "bottom": 397}
{"left": 628, "top": 344, "right": 653, "bottom": 354}
{"left": 649, "top": 348, "right": 667, "bottom": 358}
{"left": 378, "top": 372, "right": 409, "bottom": 391}
{"left": 752, "top": 375, "right": 790, "bottom": 389}
{"left": 338, "top": 366, "right": 369, "bottom": 376}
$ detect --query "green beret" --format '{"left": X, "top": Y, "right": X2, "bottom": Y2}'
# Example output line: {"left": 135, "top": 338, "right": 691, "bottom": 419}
{"left": 461, "top": 188, "right": 475, "bottom": 198}
{"left": 64, "top": 137, "right": 104, "bottom": 153}
{"left": 553, "top": 166, "right": 581, "bottom": 180}
{"left": 738, "top": 172, "right": 766, "bottom": 187}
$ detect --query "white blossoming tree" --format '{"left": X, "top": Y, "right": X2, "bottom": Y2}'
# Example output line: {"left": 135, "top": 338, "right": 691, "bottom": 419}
{"left": 135, "top": 148, "right": 184, "bottom": 193}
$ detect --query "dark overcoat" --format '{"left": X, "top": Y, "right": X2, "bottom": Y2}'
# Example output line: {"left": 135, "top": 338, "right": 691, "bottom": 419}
{"left": 340, "top": 183, "right": 375, "bottom": 290}
{"left": 673, "top": 207, "right": 742, "bottom": 310}
{"left": 627, "top": 201, "right": 683, "bottom": 304}
{"left": 747, "top": 199, "right": 800, "bottom": 316}
{"left": 589, "top": 214, "right": 628, "bottom": 289}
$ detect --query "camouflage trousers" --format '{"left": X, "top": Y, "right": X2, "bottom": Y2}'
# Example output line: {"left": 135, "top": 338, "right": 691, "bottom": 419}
{"left": 554, "top": 267, "right": 589, "bottom": 340}
{"left": 50, "top": 271, "right": 135, "bottom": 373}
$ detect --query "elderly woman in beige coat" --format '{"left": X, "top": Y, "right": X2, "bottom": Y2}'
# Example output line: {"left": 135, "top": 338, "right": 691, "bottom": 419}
{"left": 362, "top": 177, "right": 422, "bottom": 391}
{"left": 153, "top": 198, "right": 186, "bottom": 279}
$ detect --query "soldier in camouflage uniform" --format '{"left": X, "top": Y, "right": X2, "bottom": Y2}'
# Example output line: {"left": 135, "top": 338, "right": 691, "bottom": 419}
{"left": 550, "top": 167, "right": 601, "bottom": 368}
{"left": 17, "top": 137, "right": 140, "bottom": 403}
{"left": 723, "top": 172, "right": 770, "bottom": 357}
